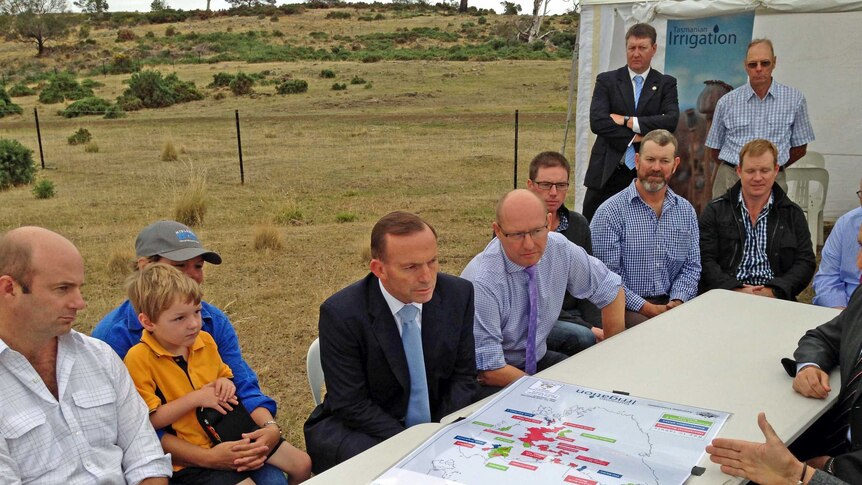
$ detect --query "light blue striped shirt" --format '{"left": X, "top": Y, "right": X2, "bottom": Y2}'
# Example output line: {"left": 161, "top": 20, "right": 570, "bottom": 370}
{"left": 590, "top": 182, "right": 701, "bottom": 311}
{"left": 706, "top": 80, "right": 815, "bottom": 166}
{"left": 461, "top": 232, "right": 621, "bottom": 371}
{"left": 813, "top": 206, "right": 862, "bottom": 307}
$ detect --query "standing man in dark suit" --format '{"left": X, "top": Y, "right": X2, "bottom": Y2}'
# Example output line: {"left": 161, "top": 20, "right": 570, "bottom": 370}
{"left": 782, "top": 230, "right": 862, "bottom": 482}
{"left": 583, "top": 22, "right": 680, "bottom": 221}
{"left": 304, "top": 212, "right": 478, "bottom": 474}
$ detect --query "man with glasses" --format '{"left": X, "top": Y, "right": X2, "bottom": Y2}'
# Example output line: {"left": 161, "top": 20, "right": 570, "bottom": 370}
{"left": 591, "top": 130, "right": 701, "bottom": 328}
{"left": 812, "top": 179, "right": 862, "bottom": 308}
{"left": 461, "top": 190, "right": 625, "bottom": 397}
{"left": 707, "top": 38, "right": 815, "bottom": 197}
{"left": 525, "top": 151, "right": 604, "bottom": 355}
{"left": 583, "top": 22, "right": 679, "bottom": 221}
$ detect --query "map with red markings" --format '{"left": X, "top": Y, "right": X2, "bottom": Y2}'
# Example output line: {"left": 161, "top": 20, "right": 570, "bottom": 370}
{"left": 373, "top": 377, "right": 729, "bottom": 485}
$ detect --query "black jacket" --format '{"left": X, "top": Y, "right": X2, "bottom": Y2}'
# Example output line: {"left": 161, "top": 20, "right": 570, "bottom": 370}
{"left": 698, "top": 181, "right": 815, "bottom": 300}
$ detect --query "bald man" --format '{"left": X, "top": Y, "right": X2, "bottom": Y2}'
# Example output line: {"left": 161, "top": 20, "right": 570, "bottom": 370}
{"left": 0, "top": 227, "right": 171, "bottom": 484}
{"left": 461, "top": 190, "right": 625, "bottom": 396}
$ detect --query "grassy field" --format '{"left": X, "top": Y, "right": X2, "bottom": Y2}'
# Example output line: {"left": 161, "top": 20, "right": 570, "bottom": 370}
{"left": 0, "top": 7, "right": 579, "bottom": 448}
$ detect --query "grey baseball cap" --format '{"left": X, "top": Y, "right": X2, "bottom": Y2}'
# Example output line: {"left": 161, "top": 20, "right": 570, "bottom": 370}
{"left": 135, "top": 220, "right": 222, "bottom": 264}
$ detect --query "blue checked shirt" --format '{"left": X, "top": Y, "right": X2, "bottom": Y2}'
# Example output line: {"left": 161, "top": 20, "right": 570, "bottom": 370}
{"left": 737, "top": 191, "right": 775, "bottom": 285}
{"left": 461, "top": 232, "right": 621, "bottom": 371}
{"left": 591, "top": 182, "right": 701, "bottom": 311}
{"left": 706, "top": 80, "right": 815, "bottom": 167}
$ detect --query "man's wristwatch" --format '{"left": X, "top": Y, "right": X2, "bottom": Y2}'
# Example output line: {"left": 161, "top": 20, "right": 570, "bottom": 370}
{"left": 623, "top": 115, "right": 630, "bottom": 127}
{"left": 825, "top": 456, "right": 836, "bottom": 475}
{"left": 262, "top": 420, "right": 283, "bottom": 436}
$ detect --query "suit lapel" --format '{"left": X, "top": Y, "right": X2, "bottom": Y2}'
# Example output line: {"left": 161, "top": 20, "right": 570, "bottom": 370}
{"left": 615, "top": 67, "right": 636, "bottom": 115}
{"left": 636, "top": 69, "right": 661, "bottom": 115}
{"left": 367, "top": 279, "right": 410, "bottom": 392}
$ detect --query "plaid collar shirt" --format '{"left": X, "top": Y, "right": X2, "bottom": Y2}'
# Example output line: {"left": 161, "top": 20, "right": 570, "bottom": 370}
{"left": 736, "top": 191, "right": 775, "bottom": 285}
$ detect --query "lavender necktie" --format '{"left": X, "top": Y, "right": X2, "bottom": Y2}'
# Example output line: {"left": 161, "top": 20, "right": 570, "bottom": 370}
{"left": 397, "top": 304, "right": 431, "bottom": 426}
{"left": 524, "top": 265, "right": 538, "bottom": 375}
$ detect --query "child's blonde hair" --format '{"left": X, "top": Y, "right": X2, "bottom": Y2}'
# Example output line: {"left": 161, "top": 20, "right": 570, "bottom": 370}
{"left": 126, "top": 263, "right": 202, "bottom": 323}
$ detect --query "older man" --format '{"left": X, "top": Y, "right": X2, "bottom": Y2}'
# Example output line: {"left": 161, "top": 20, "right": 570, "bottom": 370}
{"left": 304, "top": 212, "right": 477, "bottom": 473}
{"left": 591, "top": 130, "right": 700, "bottom": 327}
{"left": 813, "top": 180, "right": 862, "bottom": 308}
{"left": 526, "top": 151, "right": 603, "bottom": 354}
{"left": 92, "top": 220, "right": 290, "bottom": 482}
{"left": 462, "top": 190, "right": 625, "bottom": 396}
{"left": 583, "top": 22, "right": 680, "bottom": 220}
{"left": 699, "top": 139, "right": 815, "bottom": 300}
{"left": 707, "top": 38, "right": 815, "bottom": 196}
{"left": 0, "top": 227, "right": 172, "bottom": 484}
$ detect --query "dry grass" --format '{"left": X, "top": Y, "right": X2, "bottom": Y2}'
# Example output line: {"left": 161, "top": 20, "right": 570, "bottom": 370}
{"left": 84, "top": 141, "right": 99, "bottom": 153}
{"left": 0, "top": 12, "right": 582, "bottom": 450}
{"left": 253, "top": 223, "right": 284, "bottom": 251}
{"left": 161, "top": 141, "right": 179, "bottom": 162}
{"left": 173, "top": 170, "right": 207, "bottom": 227}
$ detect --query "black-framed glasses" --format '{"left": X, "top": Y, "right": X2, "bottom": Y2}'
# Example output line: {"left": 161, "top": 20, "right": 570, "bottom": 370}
{"left": 856, "top": 190, "right": 862, "bottom": 198}
{"left": 500, "top": 224, "right": 549, "bottom": 241}
{"left": 746, "top": 60, "right": 772, "bottom": 69}
{"left": 533, "top": 181, "right": 570, "bottom": 191}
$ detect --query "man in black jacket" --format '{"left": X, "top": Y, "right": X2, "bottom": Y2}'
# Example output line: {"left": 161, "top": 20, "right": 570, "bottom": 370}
{"left": 699, "top": 138, "right": 815, "bottom": 300}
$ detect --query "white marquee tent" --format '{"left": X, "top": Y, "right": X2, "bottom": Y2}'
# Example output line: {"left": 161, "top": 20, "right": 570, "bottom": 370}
{"left": 574, "top": 0, "right": 862, "bottom": 219}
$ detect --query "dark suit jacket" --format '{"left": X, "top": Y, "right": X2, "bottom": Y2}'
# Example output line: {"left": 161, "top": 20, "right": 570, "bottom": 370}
{"left": 585, "top": 66, "right": 680, "bottom": 190}
{"left": 559, "top": 207, "right": 601, "bottom": 327}
{"left": 304, "top": 272, "right": 478, "bottom": 473}
{"left": 786, "top": 286, "right": 862, "bottom": 480}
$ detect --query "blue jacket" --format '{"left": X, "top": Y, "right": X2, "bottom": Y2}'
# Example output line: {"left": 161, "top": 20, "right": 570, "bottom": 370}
{"left": 92, "top": 299, "right": 277, "bottom": 415}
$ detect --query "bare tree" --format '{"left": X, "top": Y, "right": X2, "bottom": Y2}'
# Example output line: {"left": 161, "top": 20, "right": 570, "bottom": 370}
{"left": 458, "top": 0, "right": 466, "bottom": 13}
{"left": 527, "top": 0, "right": 549, "bottom": 43}
{"left": 1, "top": 0, "right": 69, "bottom": 56}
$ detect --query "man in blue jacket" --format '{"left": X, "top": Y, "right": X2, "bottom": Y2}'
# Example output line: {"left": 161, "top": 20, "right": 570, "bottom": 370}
{"left": 92, "top": 220, "right": 290, "bottom": 484}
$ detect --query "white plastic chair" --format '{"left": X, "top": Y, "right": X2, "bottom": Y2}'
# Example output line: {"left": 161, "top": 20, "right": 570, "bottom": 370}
{"left": 306, "top": 338, "right": 325, "bottom": 406}
{"left": 785, "top": 166, "right": 829, "bottom": 248}
{"left": 793, "top": 150, "right": 825, "bottom": 168}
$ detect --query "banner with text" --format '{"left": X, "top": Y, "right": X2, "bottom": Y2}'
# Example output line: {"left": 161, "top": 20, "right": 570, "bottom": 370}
{"left": 664, "top": 13, "right": 754, "bottom": 213}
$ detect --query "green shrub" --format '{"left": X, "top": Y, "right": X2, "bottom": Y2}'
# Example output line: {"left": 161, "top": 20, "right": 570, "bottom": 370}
{"left": 331, "top": 83, "right": 347, "bottom": 91}
{"left": 0, "top": 139, "right": 36, "bottom": 191}
{"left": 325, "top": 11, "right": 351, "bottom": 19}
{"left": 144, "top": 30, "right": 155, "bottom": 38}
{"left": 350, "top": 76, "right": 366, "bottom": 85}
{"left": 336, "top": 212, "right": 357, "bottom": 223}
{"left": 67, "top": 128, "right": 92, "bottom": 145}
{"left": 319, "top": 69, "right": 336, "bottom": 78}
{"left": 105, "top": 54, "right": 140, "bottom": 75}
{"left": 364, "top": 82, "right": 373, "bottom": 89}
{"left": 0, "top": 86, "right": 23, "bottom": 117}
{"left": 275, "top": 79, "right": 308, "bottom": 95}
{"left": 78, "top": 24, "right": 91, "bottom": 39}
{"left": 8, "top": 83, "right": 36, "bottom": 97}
{"left": 32, "top": 179, "right": 55, "bottom": 199}
{"left": 60, "top": 97, "right": 114, "bottom": 118}
{"left": 229, "top": 72, "right": 254, "bottom": 96}
{"left": 119, "top": 70, "right": 203, "bottom": 109}
{"left": 38, "top": 73, "right": 94, "bottom": 104}
{"left": 165, "top": 25, "right": 177, "bottom": 36}
{"left": 104, "top": 105, "right": 125, "bottom": 119}
{"left": 80, "top": 79, "right": 105, "bottom": 89}
{"left": 269, "top": 14, "right": 279, "bottom": 22}
{"left": 478, "top": 16, "right": 487, "bottom": 24}
{"left": 209, "top": 72, "right": 235, "bottom": 88}
{"left": 361, "top": 54, "right": 382, "bottom": 63}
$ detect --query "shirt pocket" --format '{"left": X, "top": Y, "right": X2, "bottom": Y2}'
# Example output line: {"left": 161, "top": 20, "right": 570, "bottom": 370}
{"left": 667, "top": 229, "right": 691, "bottom": 271}
{"left": 72, "top": 385, "right": 119, "bottom": 446}
{"left": 0, "top": 407, "right": 62, "bottom": 475}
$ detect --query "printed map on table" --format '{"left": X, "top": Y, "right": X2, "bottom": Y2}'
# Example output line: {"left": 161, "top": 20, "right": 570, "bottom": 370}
{"left": 372, "top": 377, "right": 730, "bottom": 485}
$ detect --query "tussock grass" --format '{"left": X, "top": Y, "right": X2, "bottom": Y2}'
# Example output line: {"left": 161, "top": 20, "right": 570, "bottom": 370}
{"left": 173, "top": 170, "right": 207, "bottom": 227}
{"left": 161, "top": 141, "right": 178, "bottom": 161}
{"left": 253, "top": 223, "right": 284, "bottom": 251}
{"left": 107, "top": 248, "right": 135, "bottom": 278}
{"left": 84, "top": 142, "right": 99, "bottom": 153}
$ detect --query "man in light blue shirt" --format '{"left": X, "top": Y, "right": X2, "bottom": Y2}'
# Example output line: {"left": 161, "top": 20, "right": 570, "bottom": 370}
{"left": 707, "top": 38, "right": 815, "bottom": 197}
{"left": 592, "top": 130, "right": 701, "bottom": 327}
{"left": 461, "top": 190, "right": 625, "bottom": 396}
{"left": 813, "top": 186, "right": 862, "bottom": 308}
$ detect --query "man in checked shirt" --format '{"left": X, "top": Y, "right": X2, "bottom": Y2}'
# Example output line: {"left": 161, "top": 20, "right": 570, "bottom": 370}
{"left": 0, "top": 227, "right": 172, "bottom": 484}
{"left": 699, "top": 138, "right": 815, "bottom": 300}
{"left": 591, "top": 129, "right": 701, "bottom": 328}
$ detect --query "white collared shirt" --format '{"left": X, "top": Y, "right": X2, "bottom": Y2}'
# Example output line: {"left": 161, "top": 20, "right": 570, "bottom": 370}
{"left": 378, "top": 279, "right": 423, "bottom": 336}
{"left": 627, "top": 66, "right": 652, "bottom": 134}
{"left": 0, "top": 330, "right": 172, "bottom": 484}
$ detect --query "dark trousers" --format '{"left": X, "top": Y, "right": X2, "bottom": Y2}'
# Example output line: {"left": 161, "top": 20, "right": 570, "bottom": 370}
{"left": 583, "top": 165, "right": 637, "bottom": 222}
{"left": 476, "top": 350, "right": 569, "bottom": 400}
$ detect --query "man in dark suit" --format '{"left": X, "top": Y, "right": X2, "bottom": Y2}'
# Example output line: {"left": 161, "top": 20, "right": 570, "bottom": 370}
{"left": 783, "top": 228, "right": 862, "bottom": 481}
{"left": 304, "top": 212, "right": 478, "bottom": 474}
{"left": 583, "top": 22, "right": 680, "bottom": 221}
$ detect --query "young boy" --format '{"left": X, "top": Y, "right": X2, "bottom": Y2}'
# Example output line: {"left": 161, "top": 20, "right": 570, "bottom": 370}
{"left": 124, "top": 263, "right": 311, "bottom": 485}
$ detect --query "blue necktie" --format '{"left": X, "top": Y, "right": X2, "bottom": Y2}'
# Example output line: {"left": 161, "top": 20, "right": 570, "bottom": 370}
{"left": 624, "top": 74, "right": 645, "bottom": 170}
{"left": 524, "top": 265, "right": 538, "bottom": 375}
{"left": 398, "top": 304, "right": 431, "bottom": 427}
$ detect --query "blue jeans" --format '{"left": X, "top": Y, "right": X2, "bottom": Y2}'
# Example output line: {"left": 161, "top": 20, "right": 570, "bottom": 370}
{"left": 250, "top": 464, "right": 289, "bottom": 485}
{"left": 546, "top": 320, "right": 597, "bottom": 356}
